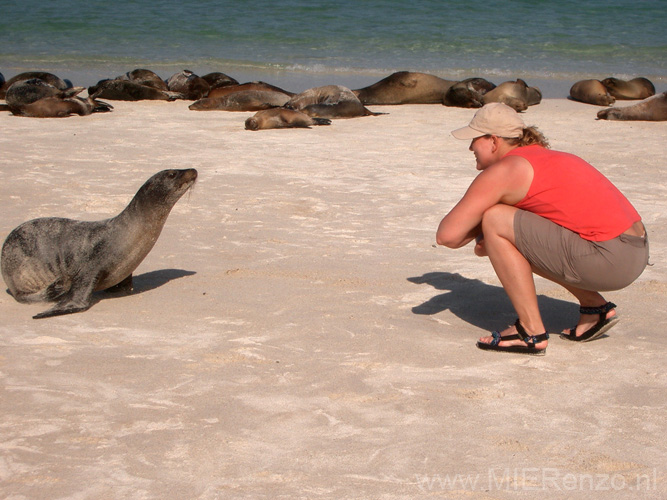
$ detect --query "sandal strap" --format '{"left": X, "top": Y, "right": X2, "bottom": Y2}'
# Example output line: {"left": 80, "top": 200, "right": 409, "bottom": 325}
{"left": 489, "top": 331, "right": 521, "bottom": 346}
{"left": 513, "top": 319, "right": 550, "bottom": 345}
{"left": 579, "top": 301, "right": 616, "bottom": 317}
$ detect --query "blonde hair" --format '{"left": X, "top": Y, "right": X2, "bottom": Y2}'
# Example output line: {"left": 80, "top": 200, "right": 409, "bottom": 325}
{"left": 505, "top": 126, "right": 550, "bottom": 148}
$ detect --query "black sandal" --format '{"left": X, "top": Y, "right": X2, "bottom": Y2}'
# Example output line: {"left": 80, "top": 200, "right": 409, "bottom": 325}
{"left": 560, "top": 301, "right": 618, "bottom": 342}
{"left": 477, "top": 319, "right": 549, "bottom": 356}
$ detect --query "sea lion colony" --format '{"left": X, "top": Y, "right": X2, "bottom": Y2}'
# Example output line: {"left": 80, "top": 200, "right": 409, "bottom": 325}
{"left": 1, "top": 69, "right": 663, "bottom": 124}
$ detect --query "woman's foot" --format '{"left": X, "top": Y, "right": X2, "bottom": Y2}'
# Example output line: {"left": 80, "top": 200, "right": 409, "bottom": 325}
{"left": 561, "top": 301, "right": 618, "bottom": 342}
{"left": 477, "top": 320, "right": 549, "bottom": 355}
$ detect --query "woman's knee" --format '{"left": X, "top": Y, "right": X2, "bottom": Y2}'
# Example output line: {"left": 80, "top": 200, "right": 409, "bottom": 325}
{"left": 481, "top": 205, "right": 518, "bottom": 237}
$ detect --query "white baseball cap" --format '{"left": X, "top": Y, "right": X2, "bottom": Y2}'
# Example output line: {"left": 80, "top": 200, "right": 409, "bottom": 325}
{"left": 451, "top": 102, "right": 525, "bottom": 140}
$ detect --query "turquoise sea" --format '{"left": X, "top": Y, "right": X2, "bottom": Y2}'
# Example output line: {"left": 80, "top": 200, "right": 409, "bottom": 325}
{"left": 1, "top": 0, "right": 665, "bottom": 97}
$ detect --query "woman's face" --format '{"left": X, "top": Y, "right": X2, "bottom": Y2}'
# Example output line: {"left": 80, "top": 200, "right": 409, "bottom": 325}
{"left": 469, "top": 135, "right": 497, "bottom": 170}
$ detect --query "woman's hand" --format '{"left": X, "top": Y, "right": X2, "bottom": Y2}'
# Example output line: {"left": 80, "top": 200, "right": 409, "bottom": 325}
{"left": 474, "top": 234, "right": 487, "bottom": 256}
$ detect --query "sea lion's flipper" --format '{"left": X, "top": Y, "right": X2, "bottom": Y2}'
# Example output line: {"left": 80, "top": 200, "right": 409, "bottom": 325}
{"left": 33, "top": 277, "right": 95, "bottom": 319}
{"left": 312, "top": 118, "right": 332, "bottom": 126}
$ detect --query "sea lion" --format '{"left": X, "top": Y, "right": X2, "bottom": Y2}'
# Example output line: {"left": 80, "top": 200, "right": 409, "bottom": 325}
{"left": 118, "top": 68, "right": 169, "bottom": 91}
{"left": 11, "top": 92, "right": 113, "bottom": 118}
{"left": 597, "top": 92, "right": 667, "bottom": 121}
{"left": 5, "top": 78, "right": 80, "bottom": 109}
{"left": 189, "top": 90, "right": 292, "bottom": 111}
{"left": 166, "top": 70, "right": 210, "bottom": 100}
{"left": 245, "top": 108, "right": 331, "bottom": 130}
{"left": 201, "top": 72, "right": 239, "bottom": 90}
{"left": 443, "top": 77, "right": 496, "bottom": 108}
{"left": 285, "top": 85, "right": 382, "bottom": 118}
{"left": 207, "top": 81, "right": 295, "bottom": 99}
{"left": 600, "top": 77, "right": 655, "bottom": 100}
{"left": 569, "top": 79, "right": 615, "bottom": 106}
{"left": 3, "top": 79, "right": 107, "bottom": 117}
{"left": 0, "top": 71, "right": 72, "bottom": 99}
{"left": 481, "top": 79, "right": 540, "bottom": 111}
{"left": 353, "top": 71, "right": 456, "bottom": 105}
{"left": 87, "top": 79, "right": 183, "bottom": 101}
{"left": 1, "top": 169, "right": 197, "bottom": 319}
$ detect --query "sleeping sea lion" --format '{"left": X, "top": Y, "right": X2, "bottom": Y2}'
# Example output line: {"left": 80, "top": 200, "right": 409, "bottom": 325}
{"left": 166, "top": 70, "right": 210, "bottom": 100}
{"left": 189, "top": 90, "right": 292, "bottom": 111}
{"left": 569, "top": 79, "right": 615, "bottom": 106}
{"left": 597, "top": 92, "right": 667, "bottom": 121}
{"left": 600, "top": 77, "right": 655, "bottom": 100}
{"left": 207, "top": 81, "right": 294, "bottom": 99}
{"left": 87, "top": 79, "right": 183, "bottom": 101}
{"left": 443, "top": 78, "right": 496, "bottom": 108}
{"left": 482, "top": 79, "right": 541, "bottom": 111}
{"left": 353, "top": 71, "right": 456, "bottom": 105}
{"left": 285, "top": 85, "right": 383, "bottom": 118}
{"left": 245, "top": 108, "right": 332, "bottom": 130}
{"left": 0, "top": 71, "right": 72, "bottom": 99}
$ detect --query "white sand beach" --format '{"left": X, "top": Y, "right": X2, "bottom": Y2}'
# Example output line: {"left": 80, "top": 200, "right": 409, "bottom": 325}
{"left": 0, "top": 98, "right": 665, "bottom": 499}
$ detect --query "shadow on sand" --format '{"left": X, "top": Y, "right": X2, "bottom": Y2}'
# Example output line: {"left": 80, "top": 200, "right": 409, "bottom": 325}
{"left": 408, "top": 271, "right": 577, "bottom": 332}
{"left": 98, "top": 268, "right": 196, "bottom": 298}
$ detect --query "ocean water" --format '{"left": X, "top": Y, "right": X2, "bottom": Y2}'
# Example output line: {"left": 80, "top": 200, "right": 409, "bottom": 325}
{"left": 1, "top": 0, "right": 665, "bottom": 97}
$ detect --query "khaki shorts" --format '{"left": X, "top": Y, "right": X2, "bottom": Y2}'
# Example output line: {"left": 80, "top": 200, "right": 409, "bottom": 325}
{"left": 514, "top": 210, "right": 649, "bottom": 292}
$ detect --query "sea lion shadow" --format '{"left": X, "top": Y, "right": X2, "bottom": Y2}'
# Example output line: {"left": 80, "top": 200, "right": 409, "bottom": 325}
{"left": 98, "top": 268, "right": 196, "bottom": 298}
{"left": 407, "top": 271, "right": 575, "bottom": 332}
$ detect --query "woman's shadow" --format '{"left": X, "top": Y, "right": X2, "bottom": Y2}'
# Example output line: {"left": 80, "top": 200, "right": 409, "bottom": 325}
{"left": 407, "top": 271, "right": 576, "bottom": 332}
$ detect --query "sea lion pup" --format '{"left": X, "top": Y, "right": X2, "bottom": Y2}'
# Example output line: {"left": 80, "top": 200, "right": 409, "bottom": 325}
{"left": 207, "top": 81, "right": 295, "bottom": 99}
{"left": 1, "top": 169, "right": 197, "bottom": 319}
{"left": 569, "top": 79, "right": 615, "bottom": 106}
{"left": 285, "top": 85, "right": 383, "bottom": 118}
{"left": 597, "top": 91, "right": 667, "bottom": 121}
{"left": 189, "top": 90, "right": 292, "bottom": 111}
{"left": 0, "top": 71, "right": 72, "bottom": 99}
{"left": 245, "top": 108, "right": 332, "bottom": 130}
{"left": 481, "top": 79, "right": 540, "bottom": 111}
{"left": 118, "top": 68, "right": 169, "bottom": 90}
{"left": 201, "top": 72, "right": 239, "bottom": 90}
{"left": 600, "top": 77, "right": 655, "bottom": 100}
{"left": 443, "top": 77, "right": 496, "bottom": 108}
{"left": 87, "top": 78, "right": 183, "bottom": 101}
{"left": 352, "top": 71, "right": 456, "bottom": 105}
{"left": 166, "top": 70, "right": 210, "bottom": 100}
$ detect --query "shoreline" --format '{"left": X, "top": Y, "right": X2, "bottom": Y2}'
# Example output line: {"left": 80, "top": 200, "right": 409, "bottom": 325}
{"left": 2, "top": 62, "right": 666, "bottom": 99}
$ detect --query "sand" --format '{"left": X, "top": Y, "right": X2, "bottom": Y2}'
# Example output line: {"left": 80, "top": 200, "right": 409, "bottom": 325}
{"left": 0, "top": 98, "right": 665, "bottom": 499}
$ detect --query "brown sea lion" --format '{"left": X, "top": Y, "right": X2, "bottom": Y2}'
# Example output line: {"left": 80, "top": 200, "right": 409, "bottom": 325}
{"left": 481, "top": 79, "right": 541, "bottom": 111}
{"left": 285, "top": 85, "right": 383, "bottom": 118}
{"left": 201, "top": 72, "right": 239, "bottom": 89}
{"left": 0, "top": 71, "right": 72, "bottom": 99}
{"left": 245, "top": 108, "right": 332, "bottom": 130}
{"left": 597, "top": 92, "right": 667, "bottom": 121}
{"left": 443, "top": 77, "right": 496, "bottom": 108}
{"left": 189, "top": 90, "right": 292, "bottom": 111}
{"left": 166, "top": 70, "right": 210, "bottom": 100}
{"left": 569, "top": 79, "right": 615, "bottom": 106}
{"left": 207, "top": 81, "right": 295, "bottom": 99}
{"left": 87, "top": 79, "right": 183, "bottom": 101}
{"left": 5, "top": 78, "right": 81, "bottom": 109}
{"left": 118, "top": 69, "right": 169, "bottom": 90}
{"left": 12, "top": 93, "right": 113, "bottom": 118}
{"left": 4, "top": 78, "right": 109, "bottom": 118}
{"left": 600, "top": 77, "right": 655, "bottom": 100}
{"left": 1, "top": 169, "right": 197, "bottom": 319}
{"left": 353, "top": 71, "right": 456, "bottom": 105}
